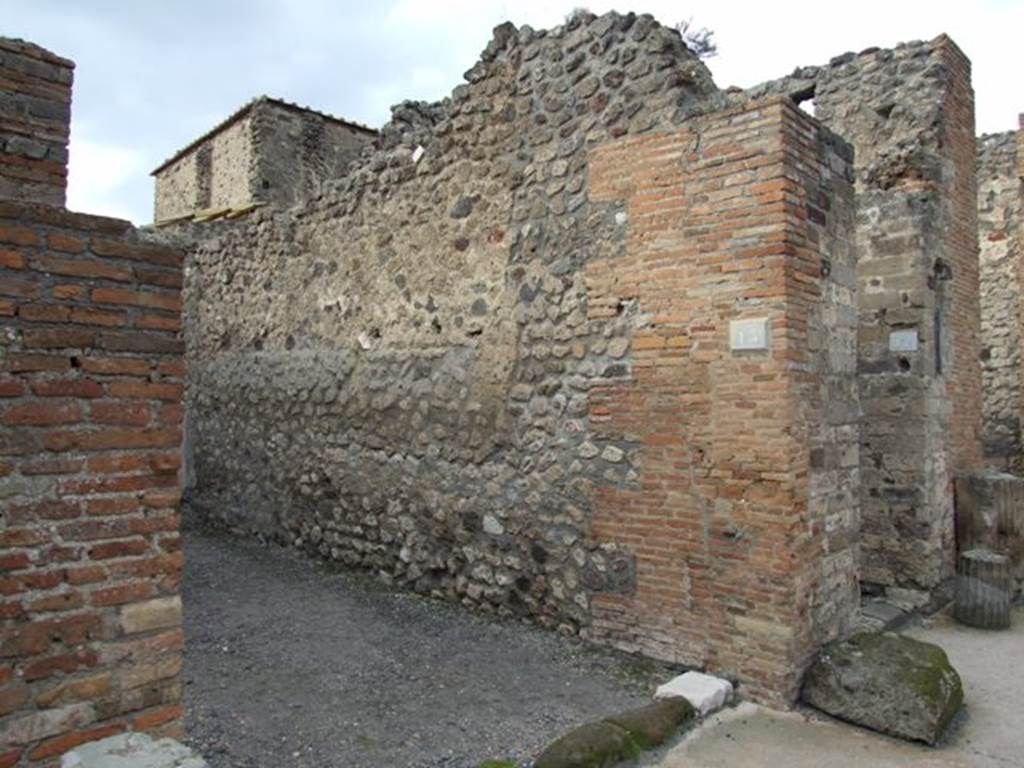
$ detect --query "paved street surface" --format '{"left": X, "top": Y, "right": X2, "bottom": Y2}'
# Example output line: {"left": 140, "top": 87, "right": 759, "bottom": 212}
{"left": 654, "top": 608, "right": 1024, "bottom": 768}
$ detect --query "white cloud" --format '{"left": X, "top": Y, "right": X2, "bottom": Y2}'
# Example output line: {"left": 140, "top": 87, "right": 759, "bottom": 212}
{"left": 7, "top": 0, "right": 1020, "bottom": 224}
{"left": 66, "top": 133, "right": 148, "bottom": 224}
{"left": 364, "top": 65, "right": 453, "bottom": 123}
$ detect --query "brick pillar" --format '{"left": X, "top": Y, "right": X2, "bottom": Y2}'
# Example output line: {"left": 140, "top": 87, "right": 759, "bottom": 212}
{"left": 0, "top": 38, "right": 73, "bottom": 207}
{"left": 585, "top": 98, "right": 858, "bottom": 704}
{"left": 939, "top": 37, "right": 982, "bottom": 476}
{"left": 0, "top": 203, "right": 186, "bottom": 765}
{"left": 0, "top": 35, "right": 187, "bottom": 766}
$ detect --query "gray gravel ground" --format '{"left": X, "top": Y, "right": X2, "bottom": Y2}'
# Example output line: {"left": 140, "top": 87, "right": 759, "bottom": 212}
{"left": 182, "top": 527, "right": 681, "bottom": 768}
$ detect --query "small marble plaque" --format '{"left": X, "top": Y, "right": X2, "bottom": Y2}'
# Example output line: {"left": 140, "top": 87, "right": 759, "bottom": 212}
{"left": 729, "top": 317, "right": 770, "bottom": 351}
{"left": 889, "top": 328, "right": 919, "bottom": 352}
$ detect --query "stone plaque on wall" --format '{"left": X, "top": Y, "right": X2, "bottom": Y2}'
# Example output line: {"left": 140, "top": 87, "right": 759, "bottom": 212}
{"left": 889, "top": 328, "right": 919, "bottom": 352}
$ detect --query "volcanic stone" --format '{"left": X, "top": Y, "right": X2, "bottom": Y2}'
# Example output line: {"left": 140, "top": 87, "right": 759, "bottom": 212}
{"left": 801, "top": 633, "right": 963, "bottom": 744}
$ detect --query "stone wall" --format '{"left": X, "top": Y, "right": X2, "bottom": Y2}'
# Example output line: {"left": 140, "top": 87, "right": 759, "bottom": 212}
{"left": 978, "top": 129, "right": 1022, "bottom": 472}
{"left": 206, "top": 115, "right": 253, "bottom": 213}
{"left": 751, "top": 36, "right": 983, "bottom": 600}
{"left": 181, "top": 12, "right": 857, "bottom": 703}
{"left": 251, "top": 100, "right": 375, "bottom": 208}
{"left": 0, "top": 202, "right": 185, "bottom": 767}
{"left": 153, "top": 99, "right": 375, "bottom": 222}
{"left": 0, "top": 38, "right": 73, "bottom": 207}
{"left": 152, "top": 115, "right": 253, "bottom": 223}
{"left": 150, "top": 154, "right": 198, "bottom": 223}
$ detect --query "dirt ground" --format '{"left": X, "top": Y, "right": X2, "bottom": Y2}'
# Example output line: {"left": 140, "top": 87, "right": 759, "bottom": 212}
{"left": 181, "top": 527, "right": 677, "bottom": 768}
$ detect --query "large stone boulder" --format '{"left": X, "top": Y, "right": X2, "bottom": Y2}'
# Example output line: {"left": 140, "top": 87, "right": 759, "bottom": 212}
{"left": 802, "top": 633, "right": 963, "bottom": 744}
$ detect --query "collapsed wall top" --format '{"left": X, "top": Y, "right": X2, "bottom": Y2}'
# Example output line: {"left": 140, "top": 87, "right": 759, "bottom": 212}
{"left": 154, "top": 12, "right": 723, "bottom": 229}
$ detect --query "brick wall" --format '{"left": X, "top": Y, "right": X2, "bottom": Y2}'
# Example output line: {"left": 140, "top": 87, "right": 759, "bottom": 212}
{"left": 0, "top": 39, "right": 73, "bottom": 207}
{"left": 0, "top": 193, "right": 185, "bottom": 763}
{"left": 586, "top": 98, "right": 858, "bottom": 704}
{"left": 940, "top": 39, "right": 983, "bottom": 476}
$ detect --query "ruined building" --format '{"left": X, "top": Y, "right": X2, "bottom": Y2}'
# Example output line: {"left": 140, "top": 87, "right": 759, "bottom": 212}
{"left": 165, "top": 12, "right": 988, "bottom": 705}
{"left": 1, "top": 10, "right": 1022, "bottom": 764}
{"left": 151, "top": 97, "right": 376, "bottom": 224}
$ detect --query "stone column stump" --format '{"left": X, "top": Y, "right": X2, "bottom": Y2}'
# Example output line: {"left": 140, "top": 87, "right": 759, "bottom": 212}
{"left": 954, "top": 549, "right": 1011, "bottom": 629}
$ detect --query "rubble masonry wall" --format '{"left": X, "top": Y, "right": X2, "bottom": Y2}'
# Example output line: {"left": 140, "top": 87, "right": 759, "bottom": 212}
{"left": 182, "top": 12, "right": 858, "bottom": 703}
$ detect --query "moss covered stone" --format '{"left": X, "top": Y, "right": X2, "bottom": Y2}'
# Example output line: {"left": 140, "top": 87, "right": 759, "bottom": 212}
{"left": 532, "top": 721, "right": 640, "bottom": 768}
{"left": 532, "top": 698, "right": 696, "bottom": 768}
{"left": 603, "top": 698, "right": 695, "bottom": 749}
{"left": 802, "top": 632, "right": 964, "bottom": 744}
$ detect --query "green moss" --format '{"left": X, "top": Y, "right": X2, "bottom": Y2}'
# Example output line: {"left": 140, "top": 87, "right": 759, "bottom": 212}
{"left": 828, "top": 632, "right": 964, "bottom": 740}
{"left": 477, "top": 761, "right": 517, "bottom": 768}
{"left": 604, "top": 699, "right": 696, "bottom": 749}
{"left": 533, "top": 721, "right": 640, "bottom": 768}
{"left": 353, "top": 733, "right": 380, "bottom": 751}
{"left": 892, "top": 640, "right": 963, "bottom": 734}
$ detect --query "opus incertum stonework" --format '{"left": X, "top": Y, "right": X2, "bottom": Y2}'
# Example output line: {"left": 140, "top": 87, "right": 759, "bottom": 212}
{"left": 2, "top": 9, "right": 1024, "bottom": 765}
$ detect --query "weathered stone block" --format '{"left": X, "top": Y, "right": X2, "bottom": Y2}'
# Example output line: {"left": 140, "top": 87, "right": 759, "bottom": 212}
{"left": 61, "top": 733, "right": 207, "bottom": 768}
{"left": 654, "top": 672, "right": 732, "bottom": 716}
{"left": 533, "top": 721, "right": 638, "bottom": 768}
{"left": 802, "top": 633, "right": 963, "bottom": 744}
{"left": 120, "top": 596, "right": 182, "bottom": 635}
{"left": 603, "top": 699, "right": 694, "bottom": 748}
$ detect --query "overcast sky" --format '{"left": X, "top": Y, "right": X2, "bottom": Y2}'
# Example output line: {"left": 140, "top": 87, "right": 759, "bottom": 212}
{"left": 5, "top": 0, "right": 1022, "bottom": 225}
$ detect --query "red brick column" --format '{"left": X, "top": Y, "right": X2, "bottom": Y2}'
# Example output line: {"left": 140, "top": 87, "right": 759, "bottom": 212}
{"left": 0, "top": 202, "right": 185, "bottom": 766}
{"left": 939, "top": 37, "right": 983, "bottom": 474}
{"left": 0, "top": 39, "right": 73, "bottom": 207}
{"left": 585, "top": 98, "right": 857, "bottom": 704}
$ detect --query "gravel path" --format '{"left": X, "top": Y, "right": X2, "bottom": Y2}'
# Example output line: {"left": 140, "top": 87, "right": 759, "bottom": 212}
{"left": 182, "top": 527, "right": 678, "bottom": 768}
